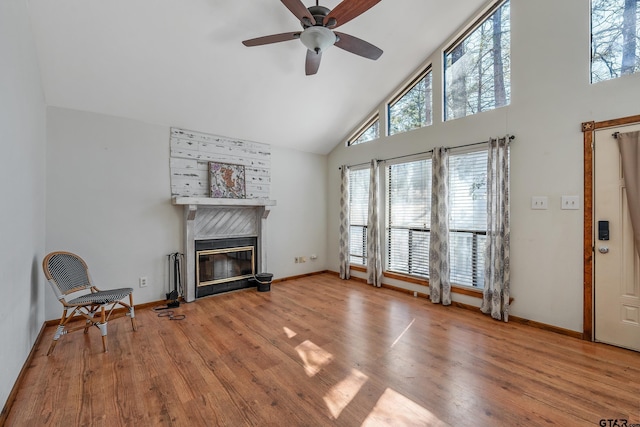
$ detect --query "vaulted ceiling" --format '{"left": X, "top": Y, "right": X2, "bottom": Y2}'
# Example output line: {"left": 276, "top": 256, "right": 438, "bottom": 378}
{"left": 27, "top": 0, "right": 487, "bottom": 154}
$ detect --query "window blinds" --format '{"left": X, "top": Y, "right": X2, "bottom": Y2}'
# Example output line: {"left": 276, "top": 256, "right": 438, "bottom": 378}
{"left": 349, "top": 168, "right": 370, "bottom": 265}
{"left": 449, "top": 150, "right": 488, "bottom": 287}
{"left": 385, "top": 150, "right": 487, "bottom": 288}
{"left": 387, "top": 159, "right": 432, "bottom": 276}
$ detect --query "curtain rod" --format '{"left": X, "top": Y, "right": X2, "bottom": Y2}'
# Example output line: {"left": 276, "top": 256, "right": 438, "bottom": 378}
{"left": 339, "top": 135, "right": 515, "bottom": 170}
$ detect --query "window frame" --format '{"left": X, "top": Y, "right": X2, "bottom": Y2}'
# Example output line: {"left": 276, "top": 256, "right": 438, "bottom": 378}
{"left": 384, "top": 147, "right": 489, "bottom": 289}
{"left": 347, "top": 114, "right": 380, "bottom": 146}
{"left": 384, "top": 154, "right": 432, "bottom": 278}
{"left": 348, "top": 166, "right": 370, "bottom": 266}
{"left": 590, "top": 0, "right": 640, "bottom": 83}
{"left": 386, "top": 66, "right": 433, "bottom": 136}
{"left": 447, "top": 146, "right": 490, "bottom": 288}
{"left": 443, "top": 0, "right": 511, "bottom": 121}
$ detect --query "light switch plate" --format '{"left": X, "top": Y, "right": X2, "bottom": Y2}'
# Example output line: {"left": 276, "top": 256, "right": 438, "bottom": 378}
{"left": 531, "top": 196, "right": 548, "bottom": 210}
{"left": 562, "top": 195, "right": 580, "bottom": 210}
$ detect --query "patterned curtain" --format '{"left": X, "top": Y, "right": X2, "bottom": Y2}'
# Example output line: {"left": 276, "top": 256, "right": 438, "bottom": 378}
{"left": 339, "top": 166, "right": 350, "bottom": 280}
{"left": 367, "top": 159, "right": 383, "bottom": 287}
{"left": 429, "top": 147, "right": 451, "bottom": 305}
{"left": 617, "top": 131, "right": 640, "bottom": 258}
{"left": 481, "top": 136, "right": 511, "bottom": 321}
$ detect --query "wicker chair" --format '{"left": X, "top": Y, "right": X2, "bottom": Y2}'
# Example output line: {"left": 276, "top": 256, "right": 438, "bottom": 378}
{"left": 42, "top": 251, "right": 138, "bottom": 355}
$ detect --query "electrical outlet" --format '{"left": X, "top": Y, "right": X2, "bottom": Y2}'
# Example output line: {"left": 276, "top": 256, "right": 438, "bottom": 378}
{"left": 294, "top": 257, "right": 299, "bottom": 263}
{"left": 300, "top": 256, "right": 307, "bottom": 263}
{"left": 139, "top": 276, "right": 148, "bottom": 288}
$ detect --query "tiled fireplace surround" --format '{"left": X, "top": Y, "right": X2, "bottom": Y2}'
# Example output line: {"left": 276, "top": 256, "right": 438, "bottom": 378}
{"left": 173, "top": 197, "right": 276, "bottom": 302}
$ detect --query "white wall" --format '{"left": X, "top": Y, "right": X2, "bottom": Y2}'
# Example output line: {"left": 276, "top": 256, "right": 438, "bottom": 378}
{"left": 268, "top": 146, "right": 328, "bottom": 277}
{"left": 45, "top": 108, "right": 182, "bottom": 319}
{"left": 327, "top": 0, "right": 640, "bottom": 332}
{"left": 45, "top": 107, "right": 328, "bottom": 320}
{"left": 0, "top": 0, "right": 47, "bottom": 409}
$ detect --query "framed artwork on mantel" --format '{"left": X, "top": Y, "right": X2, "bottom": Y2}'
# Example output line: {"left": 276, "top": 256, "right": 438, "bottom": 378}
{"left": 209, "top": 162, "right": 246, "bottom": 199}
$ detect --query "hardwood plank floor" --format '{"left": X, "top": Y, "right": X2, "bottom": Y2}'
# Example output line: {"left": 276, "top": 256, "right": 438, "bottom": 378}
{"left": 5, "top": 273, "right": 640, "bottom": 426}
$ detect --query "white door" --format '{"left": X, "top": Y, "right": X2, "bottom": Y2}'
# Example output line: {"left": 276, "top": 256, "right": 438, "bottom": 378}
{"left": 594, "top": 124, "right": 640, "bottom": 351}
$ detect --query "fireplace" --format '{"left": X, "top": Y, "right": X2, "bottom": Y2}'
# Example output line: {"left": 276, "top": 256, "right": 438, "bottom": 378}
{"left": 173, "top": 197, "right": 276, "bottom": 302}
{"left": 195, "top": 237, "right": 257, "bottom": 297}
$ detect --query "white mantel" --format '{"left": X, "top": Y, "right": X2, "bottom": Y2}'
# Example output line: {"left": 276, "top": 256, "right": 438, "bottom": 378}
{"left": 172, "top": 197, "right": 276, "bottom": 207}
{"left": 173, "top": 197, "right": 276, "bottom": 302}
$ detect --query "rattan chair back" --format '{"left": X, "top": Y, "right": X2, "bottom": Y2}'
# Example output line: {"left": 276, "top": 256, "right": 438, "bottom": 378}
{"left": 43, "top": 251, "right": 93, "bottom": 297}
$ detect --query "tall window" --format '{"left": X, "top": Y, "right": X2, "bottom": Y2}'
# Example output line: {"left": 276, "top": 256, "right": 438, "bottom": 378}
{"left": 349, "top": 168, "right": 370, "bottom": 265}
{"left": 444, "top": 0, "right": 511, "bottom": 121}
{"left": 388, "top": 68, "right": 433, "bottom": 136}
{"left": 387, "top": 159, "right": 432, "bottom": 276}
{"left": 592, "top": 0, "right": 640, "bottom": 83}
{"left": 386, "top": 150, "right": 488, "bottom": 288}
{"left": 449, "top": 150, "right": 487, "bottom": 287}
{"left": 349, "top": 116, "right": 379, "bottom": 146}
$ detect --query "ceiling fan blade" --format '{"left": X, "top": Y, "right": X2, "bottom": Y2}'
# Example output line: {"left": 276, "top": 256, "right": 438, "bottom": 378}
{"left": 334, "top": 32, "right": 382, "bottom": 60}
{"left": 281, "top": 0, "right": 316, "bottom": 25}
{"left": 305, "top": 49, "right": 322, "bottom": 75}
{"left": 242, "top": 32, "right": 301, "bottom": 47}
{"left": 324, "top": 0, "right": 381, "bottom": 28}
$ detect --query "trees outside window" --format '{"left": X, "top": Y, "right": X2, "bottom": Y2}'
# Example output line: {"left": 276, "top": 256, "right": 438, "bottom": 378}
{"left": 349, "top": 117, "right": 379, "bottom": 146}
{"left": 444, "top": 0, "right": 510, "bottom": 121}
{"left": 388, "top": 69, "right": 433, "bottom": 136}
{"left": 592, "top": 0, "right": 640, "bottom": 82}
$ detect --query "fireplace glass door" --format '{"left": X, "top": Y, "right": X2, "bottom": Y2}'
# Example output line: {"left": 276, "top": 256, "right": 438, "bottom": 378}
{"left": 197, "top": 246, "right": 255, "bottom": 287}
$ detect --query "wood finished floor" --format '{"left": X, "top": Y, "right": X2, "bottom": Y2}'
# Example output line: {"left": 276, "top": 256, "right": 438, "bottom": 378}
{"left": 6, "top": 273, "right": 640, "bottom": 426}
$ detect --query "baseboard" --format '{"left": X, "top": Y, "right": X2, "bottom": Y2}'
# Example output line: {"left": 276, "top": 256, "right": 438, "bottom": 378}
{"left": 272, "top": 270, "right": 329, "bottom": 284}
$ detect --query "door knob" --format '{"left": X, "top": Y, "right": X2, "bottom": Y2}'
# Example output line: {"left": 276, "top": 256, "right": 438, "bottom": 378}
{"left": 598, "top": 246, "right": 609, "bottom": 254}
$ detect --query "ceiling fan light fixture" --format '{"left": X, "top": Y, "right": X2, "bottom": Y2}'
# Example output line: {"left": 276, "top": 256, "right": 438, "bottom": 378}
{"left": 300, "top": 26, "right": 336, "bottom": 53}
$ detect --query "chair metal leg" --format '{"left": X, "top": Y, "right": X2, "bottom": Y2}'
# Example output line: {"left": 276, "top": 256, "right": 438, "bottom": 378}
{"left": 99, "top": 306, "right": 108, "bottom": 352}
{"left": 48, "top": 310, "right": 70, "bottom": 356}
{"left": 47, "top": 324, "right": 66, "bottom": 356}
{"left": 129, "top": 293, "right": 138, "bottom": 331}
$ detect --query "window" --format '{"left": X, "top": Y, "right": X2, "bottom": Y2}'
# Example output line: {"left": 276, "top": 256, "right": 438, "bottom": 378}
{"left": 385, "top": 150, "right": 488, "bottom": 288}
{"left": 387, "top": 159, "right": 432, "bottom": 276}
{"left": 388, "top": 68, "right": 433, "bottom": 135}
{"left": 444, "top": 0, "right": 510, "bottom": 121}
{"left": 349, "top": 116, "right": 379, "bottom": 146}
{"left": 349, "top": 168, "right": 370, "bottom": 265}
{"left": 591, "top": 0, "right": 640, "bottom": 82}
{"left": 448, "top": 150, "right": 488, "bottom": 287}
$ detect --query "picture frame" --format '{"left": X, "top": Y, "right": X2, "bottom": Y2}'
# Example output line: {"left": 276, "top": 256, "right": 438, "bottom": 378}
{"left": 209, "top": 162, "right": 246, "bottom": 199}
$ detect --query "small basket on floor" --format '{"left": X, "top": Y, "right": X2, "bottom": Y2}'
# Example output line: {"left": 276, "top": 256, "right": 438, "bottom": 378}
{"left": 254, "top": 273, "right": 273, "bottom": 292}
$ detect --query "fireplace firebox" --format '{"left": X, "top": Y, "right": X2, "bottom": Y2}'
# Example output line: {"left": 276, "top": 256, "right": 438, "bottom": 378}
{"left": 195, "top": 237, "right": 257, "bottom": 298}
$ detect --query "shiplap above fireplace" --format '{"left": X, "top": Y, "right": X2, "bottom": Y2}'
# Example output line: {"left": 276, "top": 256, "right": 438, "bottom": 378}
{"left": 169, "top": 127, "right": 271, "bottom": 199}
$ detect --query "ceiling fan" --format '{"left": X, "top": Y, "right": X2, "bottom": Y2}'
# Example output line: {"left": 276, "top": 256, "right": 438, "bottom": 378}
{"left": 242, "top": 0, "right": 383, "bottom": 76}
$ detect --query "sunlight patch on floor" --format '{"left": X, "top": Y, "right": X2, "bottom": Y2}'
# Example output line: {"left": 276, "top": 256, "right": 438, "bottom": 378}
{"left": 391, "top": 319, "right": 415, "bottom": 349}
{"left": 295, "top": 340, "right": 334, "bottom": 377}
{"left": 323, "top": 368, "right": 369, "bottom": 419}
{"left": 283, "top": 326, "right": 297, "bottom": 338}
{"left": 361, "top": 388, "right": 449, "bottom": 427}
